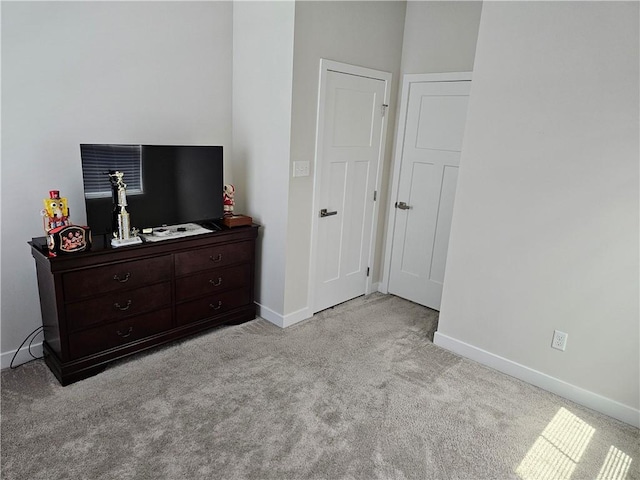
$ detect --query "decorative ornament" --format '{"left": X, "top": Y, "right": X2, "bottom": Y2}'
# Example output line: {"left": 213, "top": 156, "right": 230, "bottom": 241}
{"left": 42, "top": 190, "right": 70, "bottom": 234}
{"left": 223, "top": 184, "right": 235, "bottom": 217}
{"left": 47, "top": 225, "right": 92, "bottom": 255}
{"left": 221, "top": 184, "right": 252, "bottom": 228}
{"left": 41, "top": 190, "right": 91, "bottom": 256}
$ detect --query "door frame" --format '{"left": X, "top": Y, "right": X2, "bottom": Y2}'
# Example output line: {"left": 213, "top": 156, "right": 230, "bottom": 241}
{"left": 380, "top": 71, "right": 472, "bottom": 294}
{"left": 308, "top": 59, "right": 392, "bottom": 314}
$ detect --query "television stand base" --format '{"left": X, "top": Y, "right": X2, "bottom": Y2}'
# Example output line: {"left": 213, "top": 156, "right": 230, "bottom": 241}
{"left": 140, "top": 223, "right": 213, "bottom": 242}
{"left": 199, "top": 221, "right": 222, "bottom": 232}
{"left": 111, "top": 237, "right": 143, "bottom": 248}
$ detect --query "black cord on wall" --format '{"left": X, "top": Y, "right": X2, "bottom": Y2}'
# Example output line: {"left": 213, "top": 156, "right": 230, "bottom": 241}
{"left": 9, "top": 326, "right": 44, "bottom": 369}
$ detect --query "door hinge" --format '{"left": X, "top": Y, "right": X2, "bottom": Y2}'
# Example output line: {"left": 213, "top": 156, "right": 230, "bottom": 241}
{"left": 366, "top": 267, "right": 370, "bottom": 277}
{"left": 373, "top": 190, "right": 377, "bottom": 201}
{"left": 381, "top": 104, "right": 389, "bottom": 117}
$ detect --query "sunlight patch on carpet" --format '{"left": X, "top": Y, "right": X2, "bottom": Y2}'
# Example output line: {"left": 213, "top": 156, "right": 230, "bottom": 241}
{"left": 516, "top": 407, "right": 595, "bottom": 480}
{"left": 596, "top": 445, "right": 633, "bottom": 480}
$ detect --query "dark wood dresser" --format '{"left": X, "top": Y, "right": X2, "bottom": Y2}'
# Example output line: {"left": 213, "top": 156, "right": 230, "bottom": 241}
{"left": 29, "top": 225, "right": 259, "bottom": 385}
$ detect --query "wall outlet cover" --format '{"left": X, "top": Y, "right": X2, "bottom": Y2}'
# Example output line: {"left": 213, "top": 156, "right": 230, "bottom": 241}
{"left": 551, "top": 330, "right": 568, "bottom": 351}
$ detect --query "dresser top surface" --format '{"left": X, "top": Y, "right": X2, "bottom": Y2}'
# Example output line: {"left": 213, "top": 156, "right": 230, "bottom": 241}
{"left": 29, "top": 224, "right": 259, "bottom": 271}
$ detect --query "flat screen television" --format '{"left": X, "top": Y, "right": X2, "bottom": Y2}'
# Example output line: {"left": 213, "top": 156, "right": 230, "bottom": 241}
{"left": 80, "top": 144, "right": 224, "bottom": 236}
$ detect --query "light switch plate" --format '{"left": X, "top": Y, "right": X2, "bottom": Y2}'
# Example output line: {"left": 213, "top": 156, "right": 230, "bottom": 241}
{"left": 293, "top": 161, "right": 310, "bottom": 177}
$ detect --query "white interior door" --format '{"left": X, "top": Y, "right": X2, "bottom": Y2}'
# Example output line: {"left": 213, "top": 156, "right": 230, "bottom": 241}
{"left": 312, "top": 62, "right": 390, "bottom": 313}
{"left": 387, "top": 75, "right": 471, "bottom": 310}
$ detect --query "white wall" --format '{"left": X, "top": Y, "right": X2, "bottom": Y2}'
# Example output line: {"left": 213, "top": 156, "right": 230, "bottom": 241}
{"left": 1, "top": 1, "right": 233, "bottom": 366}
{"left": 284, "top": 1, "right": 406, "bottom": 318}
{"left": 400, "top": 1, "right": 482, "bottom": 74}
{"left": 232, "top": 1, "right": 295, "bottom": 321}
{"left": 436, "top": 2, "right": 639, "bottom": 426}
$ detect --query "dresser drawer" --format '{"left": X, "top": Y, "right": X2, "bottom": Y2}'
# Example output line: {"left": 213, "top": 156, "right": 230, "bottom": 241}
{"left": 68, "top": 308, "right": 172, "bottom": 360}
{"left": 63, "top": 255, "right": 172, "bottom": 302}
{"left": 175, "top": 264, "right": 251, "bottom": 302}
{"left": 66, "top": 282, "right": 171, "bottom": 332}
{"left": 176, "top": 288, "right": 250, "bottom": 326}
{"left": 174, "top": 241, "right": 253, "bottom": 276}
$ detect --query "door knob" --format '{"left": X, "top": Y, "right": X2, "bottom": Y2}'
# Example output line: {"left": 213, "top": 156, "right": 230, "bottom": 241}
{"left": 320, "top": 209, "right": 338, "bottom": 217}
{"left": 395, "top": 201, "right": 411, "bottom": 210}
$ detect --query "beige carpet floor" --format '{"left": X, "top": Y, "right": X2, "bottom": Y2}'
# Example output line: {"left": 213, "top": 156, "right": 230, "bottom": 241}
{"left": 2, "top": 293, "right": 638, "bottom": 479}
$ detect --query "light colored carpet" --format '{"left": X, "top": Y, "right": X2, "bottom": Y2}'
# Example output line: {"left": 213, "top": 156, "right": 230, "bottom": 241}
{"left": 1, "top": 293, "right": 638, "bottom": 480}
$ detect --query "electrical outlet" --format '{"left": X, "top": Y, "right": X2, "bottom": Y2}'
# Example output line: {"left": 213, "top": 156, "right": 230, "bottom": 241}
{"left": 551, "top": 330, "right": 568, "bottom": 351}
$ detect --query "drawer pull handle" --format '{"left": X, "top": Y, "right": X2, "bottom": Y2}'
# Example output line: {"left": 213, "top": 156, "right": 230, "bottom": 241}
{"left": 209, "top": 254, "right": 222, "bottom": 263}
{"left": 209, "top": 277, "right": 223, "bottom": 287}
{"left": 209, "top": 301, "right": 222, "bottom": 310}
{"left": 114, "top": 300, "right": 132, "bottom": 311}
{"left": 116, "top": 327, "right": 133, "bottom": 338}
{"left": 113, "top": 272, "right": 131, "bottom": 283}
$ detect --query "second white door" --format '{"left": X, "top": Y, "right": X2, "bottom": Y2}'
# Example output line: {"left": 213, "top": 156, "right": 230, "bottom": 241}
{"left": 313, "top": 64, "right": 389, "bottom": 313}
{"left": 388, "top": 76, "right": 471, "bottom": 310}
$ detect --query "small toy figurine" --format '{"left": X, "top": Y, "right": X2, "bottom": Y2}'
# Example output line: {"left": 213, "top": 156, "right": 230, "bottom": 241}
{"left": 42, "top": 190, "right": 71, "bottom": 234}
{"left": 223, "top": 184, "right": 235, "bottom": 217}
{"left": 41, "top": 190, "right": 91, "bottom": 256}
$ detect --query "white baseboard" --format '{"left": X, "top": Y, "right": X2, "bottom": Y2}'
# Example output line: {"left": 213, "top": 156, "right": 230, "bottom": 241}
{"left": 256, "top": 303, "right": 284, "bottom": 327}
{"left": 434, "top": 332, "right": 640, "bottom": 428}
{"left": 259, "top": 290, "right": 392, "bottom": 329}
{"left": 282, "top": 307, "right": 312, "bottom": 328}
{"left": 256, "top": 303, "right": 312, "bottom": 329}
{"left": 1, "top": 342, "right": 44, "bottom": 370}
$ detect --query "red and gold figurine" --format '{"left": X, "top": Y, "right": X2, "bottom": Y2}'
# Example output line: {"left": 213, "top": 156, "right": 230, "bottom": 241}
{"left": 41, "top": 190, "right": 91, "bottom": 256}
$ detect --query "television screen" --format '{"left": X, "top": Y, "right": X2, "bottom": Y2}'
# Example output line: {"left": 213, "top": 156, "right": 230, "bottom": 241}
{"left": 80, "top": 144, "right": 224, "bottom": 235}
